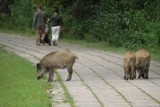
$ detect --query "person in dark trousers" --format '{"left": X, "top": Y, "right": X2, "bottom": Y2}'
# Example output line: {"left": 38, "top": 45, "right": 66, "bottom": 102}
{"left": 50, "top": 11, "right": 63, "bottom": 46}
{"left": 33, "top": 5, "right": 47, "bottom": 46}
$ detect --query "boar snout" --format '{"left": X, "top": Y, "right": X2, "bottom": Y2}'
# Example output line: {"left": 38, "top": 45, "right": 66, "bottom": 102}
{"left": 37, "top": 73, "right": 43, "bottom": 80}
{"left": 37, "top": 71, "right": 44, "bottom": 80}
{"left": 37, "top": 76, "right": 41, "bottom": 80}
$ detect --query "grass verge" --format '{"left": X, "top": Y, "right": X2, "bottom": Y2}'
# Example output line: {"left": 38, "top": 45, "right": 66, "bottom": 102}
{"left": 60, "top": 38, "right": 127, "bottom": 54}
{"left": 0, "top": 27, "right": 35, "bottom": 38}
{"left": 0, "top": 46, "right": 51, "bottom": 107}
{"left": 60, "top": 38, "right": 160, "bottom": 61}
{"left": 55, "top": 72, "right": 75, "bottom": 107}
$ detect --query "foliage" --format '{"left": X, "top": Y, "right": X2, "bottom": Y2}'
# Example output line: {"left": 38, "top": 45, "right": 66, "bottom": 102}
{"left": 66, "top": 0, "right": 160, "bottom": 50}
{"left": 11, "top": 0, "right": 35, "bottom": 30}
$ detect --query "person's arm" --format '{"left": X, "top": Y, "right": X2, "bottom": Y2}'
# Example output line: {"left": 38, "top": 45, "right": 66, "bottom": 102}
{"left": 33, "top": 12, "right": 37, "bottom": 28}
{"left": 60, "top": 17, "right": 63, "bottom": 26}
{"left": 48, "top": 16, "right": 53, "bottom": 23}
{"left": 44, "top": 13, "right": 47, "bottom": 23}
{"left": 60, "top": 17, "right": 64, "bottom": 31}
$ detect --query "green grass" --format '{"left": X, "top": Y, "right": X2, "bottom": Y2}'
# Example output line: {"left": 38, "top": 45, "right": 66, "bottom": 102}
{"left": 0, "top": 27, "right": 35, "bottom": 38}
{"left": 61, "top": 38, "right": 126, "bottom": 53}
{"left": 0, "top": 47, "right": 51, "bottom": 107}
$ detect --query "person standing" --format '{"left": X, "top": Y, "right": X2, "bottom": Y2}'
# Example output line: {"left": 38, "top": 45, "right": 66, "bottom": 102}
{"left": 33, "top": 5, "right": 47, "bottom": 46}
{"left": 50, "top": 11, "right": 63, "bottom": 46}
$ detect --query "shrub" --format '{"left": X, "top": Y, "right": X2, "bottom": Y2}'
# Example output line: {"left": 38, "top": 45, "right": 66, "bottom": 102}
{"left": 11, "top": 0, "right": 34, "bottom": 30}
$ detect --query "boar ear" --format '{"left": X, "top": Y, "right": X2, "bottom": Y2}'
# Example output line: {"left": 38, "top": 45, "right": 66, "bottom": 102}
{"left": 37, "top": 63, "right": 42, "bottom": 69}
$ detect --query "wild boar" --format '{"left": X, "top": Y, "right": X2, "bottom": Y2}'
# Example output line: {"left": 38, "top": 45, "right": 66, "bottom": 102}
{"left": 135, "top": 49, "right": 150, "bottom": 79}
{"left": 123, "top": 51, "right": 136, "bottom": 80}
{"left": 37, "top": 49, "right": 78, "bottom": 82}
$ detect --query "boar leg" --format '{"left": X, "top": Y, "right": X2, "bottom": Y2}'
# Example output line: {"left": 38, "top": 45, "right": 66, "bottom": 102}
{"left": 124, "top": 72, "right": 127, "bottom": 80}
{"left": 126, "top": 72, "right": 131, "bottom": 80}
{"left": 48, "top": 68, "right": 54, "bottom": 82}
{"left": 145, "top": 66, "right": 149, "bottom": 79}
{"left": 143, "top": 69, "right": 148, "bottom": 79}
{"left": 138, "top": 74, "right": 141, "bottom": 79}
{"left": 125, "top": 72, "right": 130, "bottom": 80}
{"left": 123, "top": 67, "right": 128, "bottom": 80}
{"left": 131, "top": 67, "right": 136, "bottom": 80}
{"left": 66, "top": 67, "right": 73, "bottom": 81}
{"left": 142, "top": 73, "right": 145, "bottom": 79}
{"left": 138, "top": 69, "right": 144, "bottom": 79}
{"left": 133, "top": 69, "right": 136, "bottom": 79}
{"left": 130, "top": 72, "right": 134, "bottom": 80}
{"left": 137, "top": 68, "right": 141, "bottom": 79}
{"left": 124, "top": 75, "right": 126, "bottom": 80}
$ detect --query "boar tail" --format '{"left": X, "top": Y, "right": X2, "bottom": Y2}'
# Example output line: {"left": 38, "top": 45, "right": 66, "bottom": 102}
{"left": 75, "top": 56, "right": 79, "bottom": 60}
{"left": 127, "top": 57, "right": 135, "bottom": 65}
{"left": 127, "top": 58, "right": 132, "bottom": 63}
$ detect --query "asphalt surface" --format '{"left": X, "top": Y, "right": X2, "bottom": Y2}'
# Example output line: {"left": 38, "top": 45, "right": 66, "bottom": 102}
{"left": 0, "top": 33, "right": 160, "bottom": 107}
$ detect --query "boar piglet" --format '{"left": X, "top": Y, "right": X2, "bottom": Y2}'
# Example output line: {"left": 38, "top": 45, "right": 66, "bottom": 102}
{"left": 123, "top": 51, "right": 136, "bottom": 80}
{"left": 135, "top": 49, "right": 150, "bottom": 79}
{"left": 37, "top": 49, "right": 78, "bottom": 82}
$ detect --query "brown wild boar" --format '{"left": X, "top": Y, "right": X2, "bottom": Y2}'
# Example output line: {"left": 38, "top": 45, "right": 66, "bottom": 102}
{"left": 37, "top": 49, "right": 78, "bottom": 82}
{"left": 135, "top": 49, "right": 150, "bottom": 79}
{"left": 123, "top": 51, "right": 136, "bottom": 80}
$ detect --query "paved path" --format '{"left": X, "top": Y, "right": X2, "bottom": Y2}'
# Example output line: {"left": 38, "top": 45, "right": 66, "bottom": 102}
{"left": 0, "top": 33, "right": 160, "bottom": 107}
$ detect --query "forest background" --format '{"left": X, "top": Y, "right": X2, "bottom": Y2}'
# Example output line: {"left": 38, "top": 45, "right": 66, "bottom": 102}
{"left": 0, "top": 0, "right": 160, "bottom": 53}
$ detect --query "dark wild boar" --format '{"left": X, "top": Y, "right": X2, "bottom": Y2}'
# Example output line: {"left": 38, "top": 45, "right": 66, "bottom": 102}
{"left": 37, "top": 49, "right": 78, "bottom": 82}
{"left": 123, "top": 51, "right": 136, "bottom": 80}
{"left": 135, "top": 49, "right": 150, "bottom": 79}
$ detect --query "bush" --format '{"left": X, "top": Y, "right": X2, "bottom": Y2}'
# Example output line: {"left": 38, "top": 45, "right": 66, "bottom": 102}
{"left": 11, "top": 0, "right": 35, "bottom": 30}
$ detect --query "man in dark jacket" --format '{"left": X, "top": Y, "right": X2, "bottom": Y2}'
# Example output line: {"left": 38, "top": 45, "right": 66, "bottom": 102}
{"left": 50, "top": 11, "right": 63, "bottom": 46}
{"left": 33, "top": 5, "right": 46, "bottom": 46}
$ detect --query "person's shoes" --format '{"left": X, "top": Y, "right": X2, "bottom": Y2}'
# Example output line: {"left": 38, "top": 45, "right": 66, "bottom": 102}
{"left": 52, "top": 41, "right": 55, "bottom": 45}
{"left": 36, "top": 42, "right": 40, "bottom": 46}
{"left": 54, "top": 43, "right": 57, "bottom": 46}
{"left": 48, "top": 41, "right": 51, "bottom": 46}
{"left": 52, "top": 40, "right": 56, "bottom": 45}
